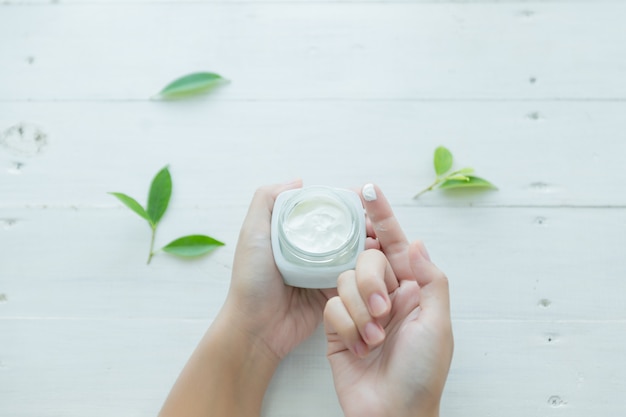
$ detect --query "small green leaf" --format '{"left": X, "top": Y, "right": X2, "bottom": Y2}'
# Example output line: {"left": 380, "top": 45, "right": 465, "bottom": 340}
{"left": 147, "top": 166, "right": 172, "bottom": 226}
{"left": 439, "top": 175, "right": 497, "bottom": 190}
{"left": 449, "top": 167, "right": 475, "bottom": 176}
{"left": 162, "top": 235, "right": 225, "bottom": 258}
{"left": 109, "top": 192, "right": 150, "bottom": 222}
{"left": 157, "top": 72, "right": 228, "bottom": 99}
{"left": 446, "top": 174, "right": 470, "bottom": 181}
{"left": 434, "top": 146, "right": 453, "bottom": 176}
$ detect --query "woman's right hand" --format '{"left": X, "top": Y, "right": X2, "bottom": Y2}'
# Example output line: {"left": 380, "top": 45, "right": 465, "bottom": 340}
{"left": 324, "top": 184, "right": 454, "bottom": 417}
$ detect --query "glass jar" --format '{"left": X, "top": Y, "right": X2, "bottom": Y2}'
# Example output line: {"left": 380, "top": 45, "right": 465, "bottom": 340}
{"left": 271, "top": 186, "right": 366, "bottom": 288}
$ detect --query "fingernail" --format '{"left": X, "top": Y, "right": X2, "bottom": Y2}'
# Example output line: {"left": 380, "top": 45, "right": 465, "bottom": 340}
{"left": 368, "top": 293, "right": 387, "bottom": 317}
{"left": 353, "top": 340, "right": 367, "bottom": 357}
{"left": 364, "top": 322, "right": 385, "bottom": 345}
{"left": 362, "top": 183, "right": 377, "bottom": 202}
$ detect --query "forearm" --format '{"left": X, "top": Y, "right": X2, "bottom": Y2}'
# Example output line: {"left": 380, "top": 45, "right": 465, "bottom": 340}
{"left": 158, "top": 306, "right": 279, "bottom": 417}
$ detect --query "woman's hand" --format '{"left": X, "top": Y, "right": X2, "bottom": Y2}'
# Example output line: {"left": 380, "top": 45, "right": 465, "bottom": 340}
{"left": 222, "top": 179, "right": 335, "bottom": 360}
{"left": 160, "top": 180, "right": 336, "bottom": 417}
{"left": 324, "top": 184, "right": 454, "bottom": 417}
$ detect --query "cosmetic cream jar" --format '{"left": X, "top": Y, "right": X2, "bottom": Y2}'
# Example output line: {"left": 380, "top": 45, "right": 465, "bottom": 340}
{"left": 271, "top": 186, "right": 366, "bottom": 288}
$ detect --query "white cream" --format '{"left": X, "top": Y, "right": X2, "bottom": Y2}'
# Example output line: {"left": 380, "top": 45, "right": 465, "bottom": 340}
{"left": 284, "top": 197, "right": 351, "bottom": 253}
{"left": 362, "top": 183, "right": 377, "bottom": 201}
{"left": 271, "top": 186, "right": 366, "bottom": 288}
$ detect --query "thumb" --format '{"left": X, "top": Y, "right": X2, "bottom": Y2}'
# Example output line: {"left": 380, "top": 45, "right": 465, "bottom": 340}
{"left": 239, "top": 179, "right": 303, "bottom": 236}
{"left": 408, "top": 240, "right": 451, "bottom": 317}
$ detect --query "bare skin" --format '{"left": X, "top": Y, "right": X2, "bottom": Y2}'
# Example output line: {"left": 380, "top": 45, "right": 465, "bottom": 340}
{"left": 158, "top": 182, "right": 453, "bottom": 417}
{"left": 324, "top": 184, "right": 453, "bottom": 417}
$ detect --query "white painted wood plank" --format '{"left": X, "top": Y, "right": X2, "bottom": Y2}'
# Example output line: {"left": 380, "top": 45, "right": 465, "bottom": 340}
{"left": 444, "top": 320, "right": 626, "bottom": 416}
{"left": 2, "top": 102, "right": 625, "bottom": 208}
{"left": 1, "top": 319, "right": 624, "bottom": 416}
{"left": 1, "top": 1, "right": 624, "bottom": 415}
{"left": 2, "top": 207, "right": 625, "bottom": 320}
{"left": 3, "top": 0, "right": 611, "bottom": 4}
{"left": 1, "top": 3, "right": 625, "bottom": 100}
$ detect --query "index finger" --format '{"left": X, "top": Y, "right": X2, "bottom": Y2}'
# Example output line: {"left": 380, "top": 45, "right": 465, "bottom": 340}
{"left": 360, "top": 183, "right": 412, "bottom": 281}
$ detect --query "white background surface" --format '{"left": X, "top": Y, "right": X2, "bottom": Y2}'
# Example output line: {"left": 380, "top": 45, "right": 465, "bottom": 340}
{"left": 2, "top": 1, "right": 626, "bottom": 416}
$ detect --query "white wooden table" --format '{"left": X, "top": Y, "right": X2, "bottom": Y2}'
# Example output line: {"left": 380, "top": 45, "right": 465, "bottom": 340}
{"left": 2, "top": 1, "right": 626, "bottom": 416}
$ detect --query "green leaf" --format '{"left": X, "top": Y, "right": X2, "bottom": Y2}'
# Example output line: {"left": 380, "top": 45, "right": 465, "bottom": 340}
{"left": 157, "top": 72, "right": 228, "bottom": 99}
{"left": 446, "top": 174, "right": 470, "bottom": 181}
{"left": 439, "top": 175, "right": 497, "bottom": 190}
{"left": 147, "top": 166, "right": 172, "bottom": 226}
{"left": 449, "top": 167, "right": 475, "bottom": 176}
{"left": 162, "top": 235, "right": 225, "bottom": 258}
{"left": 109, "top": 192, "right": 150, "bottom": 222}
{"left": 434, "top": 146, "right": 453, "bottom": 176}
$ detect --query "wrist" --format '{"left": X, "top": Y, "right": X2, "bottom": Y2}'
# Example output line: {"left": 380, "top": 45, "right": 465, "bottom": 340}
{"left": 416, "top": 410, "right": 439, "bottom": 417}
{"left": 212, "top": 304, "right": 281, "bottom": 382}
{"left": 414, "top": 404, "right": 439, "bottom": 417}
{"left": 158, "top": 307, "right": 280, "bottom": 417}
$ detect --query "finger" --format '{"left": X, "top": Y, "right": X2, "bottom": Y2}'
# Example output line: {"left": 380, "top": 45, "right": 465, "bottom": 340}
{"left": 324, "top": 296, "right": 369, "bottom": 358}
{"left": 352, "top": 185, "right": 376, "bottom": 239}
{"left": 360, "top": 183, "right": 407, "bottom": 251}
{"left": 360, "top": 183, "right": 412, "bottom": 280}
{"left": 355, "top": 249, "right": 398, "bottom": 318}
{"left": 239, "top": 179, "right": 303, "bottom": 236}
{"left": 337, "top": 270, "right": 386, "bottom": 348}
{"left": 365, "top": 216, "right": 377, "bottom": 239}
{"left": 408, "top": 240, "right": 450, "bottom": 316}
{"left": 364, "top": 237, "right": 380, "bottom": 250}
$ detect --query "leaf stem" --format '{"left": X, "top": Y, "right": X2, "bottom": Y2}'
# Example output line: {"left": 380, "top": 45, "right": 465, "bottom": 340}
{"left": 413, "top": 178, "right": 442, "bottom": 199}
{"left": 147, "top": 225, "right": 157, "bottom": 264}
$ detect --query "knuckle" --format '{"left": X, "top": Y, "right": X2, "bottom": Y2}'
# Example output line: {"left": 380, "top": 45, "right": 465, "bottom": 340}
{"left": 252, "top": 185, "right": 268, "bottom": 198}
{"left": 436, "top": 270, "right": 450, "bottom": 286}
{"left": 336, "top": 270, "right": 354, "bottom": 290}
{"left": 356, "top": 249, "right": 386, "bottom": 283}
{"left": 336, "top": 320, "right": 358, "bottom": 341}
{"left": 323, "top": 298, "right": 357, "bottom": 338}
{"left": 323, "top": 296, "right": 341, "bottom": 319}
{"left": 253, "top": 185, "right": 274, "bottom": 202}
{"left": 358, "top": 248, "right": 384, "bottom": 262}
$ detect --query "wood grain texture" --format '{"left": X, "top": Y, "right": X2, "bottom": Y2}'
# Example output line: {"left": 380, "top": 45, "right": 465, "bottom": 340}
{"left": 3, "top": 0, "right": 614, "bottom": 4}
{"left": 1, "top": 1, "right": 625, "bottom": 416}
{"left": 1, "top": 3, "right": 626, "bottom": 100}
{"left": 1, "top": 207, "right": 625, "bottom": 321}
{"left": 2, "top": 102, "right": 625, "bottom": 208}
{"left": 2, "top": 319, "right": 624, "bottom": 416}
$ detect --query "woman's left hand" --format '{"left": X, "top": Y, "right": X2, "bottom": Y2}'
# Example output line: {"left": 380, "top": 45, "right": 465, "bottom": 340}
{"left": 223, "top": 179, "right": 336, "bottom": 360}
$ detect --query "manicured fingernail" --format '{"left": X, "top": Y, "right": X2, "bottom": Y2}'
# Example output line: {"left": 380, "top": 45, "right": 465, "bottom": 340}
{"left": 419, "top": 244, "right": 431, "bottom": 261}
{"left": 369, "top": 293, "right": 387, "bottom": 317}
{"left": 362, "top": 183, "right": 377, "bottom": 202}
{"left": 364, "top": 322, "right": 385, "bottom": 345}
{"left": 353, "top": 340, "right": 367, "bottom": 358}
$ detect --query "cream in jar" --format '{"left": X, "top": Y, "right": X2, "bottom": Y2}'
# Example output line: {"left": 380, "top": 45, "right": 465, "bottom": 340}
{"left": 271, "top": 186, "right": 366, "bottom": 288}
